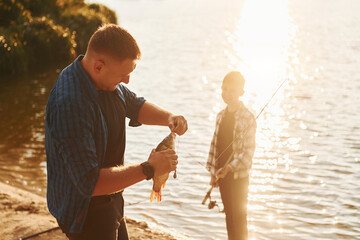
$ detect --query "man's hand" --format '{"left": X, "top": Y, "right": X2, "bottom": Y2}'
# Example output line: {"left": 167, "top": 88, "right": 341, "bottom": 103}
{"left": 147, "top": 149, "right": 178, "bottom": 177}
{"left": 168, "top": 115, "right": 188, "bottom": 135}
{"left": 215, "top": 165, "right": 231, "bottom": 179}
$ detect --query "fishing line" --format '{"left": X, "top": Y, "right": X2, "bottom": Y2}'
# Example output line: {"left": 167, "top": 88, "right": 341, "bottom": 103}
{"left": 116, "top": 79, "right": 288, "bottom": 210}
{"left": 126, "top": 135, "right": 180, "bottom": 207}
{"left": 126, "top": 200, "right": 147, "bottom": 206}
{"left": 213, "top": 78, "right": 288, "bottom": 165}
{"left": 174, "top": 135, "right": 181, "bottom": 178}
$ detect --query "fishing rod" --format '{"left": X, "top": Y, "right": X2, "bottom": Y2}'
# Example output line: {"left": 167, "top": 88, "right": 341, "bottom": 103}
{"left": 18, "top": 227, "right": 60, "bottom": 240}
{"left": 20, "top": 79, "right": 288, "bottom": 238}
{"left": 202, "top": 78, "right": 289, "bottom": 209}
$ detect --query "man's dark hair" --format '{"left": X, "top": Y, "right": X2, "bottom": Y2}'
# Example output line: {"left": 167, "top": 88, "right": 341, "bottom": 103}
{"left": 87, "top": 24, "right": 141, "bottom": 61}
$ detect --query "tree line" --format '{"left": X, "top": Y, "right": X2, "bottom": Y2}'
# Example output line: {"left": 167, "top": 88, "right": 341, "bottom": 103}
{"left": 0, "top": 0, "right": 117, "bottom": 76}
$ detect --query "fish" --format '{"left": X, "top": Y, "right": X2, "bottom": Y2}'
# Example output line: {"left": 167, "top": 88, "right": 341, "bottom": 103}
{"left": 150, "top": 132, "right": 176, "bottom": 202}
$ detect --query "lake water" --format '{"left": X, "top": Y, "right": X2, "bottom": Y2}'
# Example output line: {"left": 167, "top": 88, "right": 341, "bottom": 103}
{"left": 1, "top": 0, "right": 360, "bottom": 239}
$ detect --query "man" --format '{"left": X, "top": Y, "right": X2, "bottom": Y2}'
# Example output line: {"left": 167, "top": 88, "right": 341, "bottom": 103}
{"left": 45, "top": 24, "right": 187, "bottom": 240}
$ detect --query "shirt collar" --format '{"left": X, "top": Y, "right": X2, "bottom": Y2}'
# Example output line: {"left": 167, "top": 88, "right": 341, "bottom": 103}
{"left": 74, "top": 55, "right": 99, "bottom": 100}
{"left": 225, "top": 101, "right": 246, "bottom": 114}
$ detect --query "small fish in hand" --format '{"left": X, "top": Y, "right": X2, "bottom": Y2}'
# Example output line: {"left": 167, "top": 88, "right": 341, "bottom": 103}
{"left": 150, "top": 132, "right": 176, "bottom": 202}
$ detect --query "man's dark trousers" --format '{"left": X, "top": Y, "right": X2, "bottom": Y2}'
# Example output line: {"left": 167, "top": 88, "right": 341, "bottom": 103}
{"left": 58, "top": 192, "right": 128, "bottom": 240}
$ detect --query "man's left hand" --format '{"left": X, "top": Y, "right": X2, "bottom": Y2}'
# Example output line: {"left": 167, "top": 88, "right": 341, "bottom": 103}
{"left": 168, "top": 115, "right": 188, "bottom": 136}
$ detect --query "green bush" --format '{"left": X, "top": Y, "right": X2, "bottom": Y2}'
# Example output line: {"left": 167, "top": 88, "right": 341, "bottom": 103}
{"left": 0, "top": 0, "right": 117, "bottom": 76}
{"left": 17, "top": 0, "right": 58, "bottom": 18}
{"left": 88, "top": 3, "right": 117, "bottom": 25}
{"left": 59, "top": 4, "right": 117, "bottom": 55}
{"left": 0, "top": 28, "right": 28, "bottom": 74}
{"left": 0, "top": 0, "right": 31, "bottom": 27}
{"left": 22, "top": 16, "right": 76, "bottom": 69}
{"left": 56, "top": 0, "right": 85, "bottom": 9}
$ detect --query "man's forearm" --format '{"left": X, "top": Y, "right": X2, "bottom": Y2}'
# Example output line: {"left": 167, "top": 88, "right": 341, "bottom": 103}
{"left": 137, "top": 101, "right": 173, "bottom": 126}
{"left": 92, "top": 164, "right": 146, "bottom": 196}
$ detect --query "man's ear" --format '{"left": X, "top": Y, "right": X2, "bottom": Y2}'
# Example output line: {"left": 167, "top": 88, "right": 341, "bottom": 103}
{"left": 93, "top": 60, "right": 104, "bottom": 73}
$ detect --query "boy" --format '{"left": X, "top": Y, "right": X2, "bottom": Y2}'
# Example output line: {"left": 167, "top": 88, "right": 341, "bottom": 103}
{"left": 206, "top": 71, "right": 256, "bottom": 240}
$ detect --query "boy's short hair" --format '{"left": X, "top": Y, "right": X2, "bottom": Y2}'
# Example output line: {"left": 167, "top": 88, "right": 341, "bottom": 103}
{"left": 87, "top": 24, "right": 141, "bottom": 61}
{"left": 222, "top": 71, "right": 245, "bottom": 90}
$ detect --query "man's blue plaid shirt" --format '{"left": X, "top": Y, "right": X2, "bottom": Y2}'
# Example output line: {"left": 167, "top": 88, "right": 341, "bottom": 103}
{"left": 45, "top": 55, "right": 145, "bottom": 233}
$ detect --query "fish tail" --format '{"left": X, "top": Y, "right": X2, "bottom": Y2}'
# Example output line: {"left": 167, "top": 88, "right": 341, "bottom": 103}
{"left": 150, "top": 189, "right": 162, "bottom": 202}
{"left": 156, "top": 189, "right": 162, "bottom": 202}
{"left": 150, "top": 190, "right": 156, "bottom": 202}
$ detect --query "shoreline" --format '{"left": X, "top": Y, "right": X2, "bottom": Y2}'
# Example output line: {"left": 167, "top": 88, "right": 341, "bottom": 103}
{"left": 0, "top": 181, "right": 178, "bottom": 240}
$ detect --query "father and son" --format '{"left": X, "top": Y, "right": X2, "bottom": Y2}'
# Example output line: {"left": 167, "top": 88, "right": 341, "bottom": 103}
{"left": 45, "top": 24, "right": 256, "bottom": 240}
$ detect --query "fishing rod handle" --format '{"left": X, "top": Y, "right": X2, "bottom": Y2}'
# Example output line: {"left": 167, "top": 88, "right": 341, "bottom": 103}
{"left": 201, "top": 186, "right": 213, "bottom": 205}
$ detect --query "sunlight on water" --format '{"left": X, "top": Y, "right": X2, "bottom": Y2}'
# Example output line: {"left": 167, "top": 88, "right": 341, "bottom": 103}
{"left": 1, "top": 0, "right": 359, "bottom": 239}
{"left": 231, "top": 0, "right": 295, "bottom": 105}
{"left": 226, "top": 0, "right": 298, "bottom": 238}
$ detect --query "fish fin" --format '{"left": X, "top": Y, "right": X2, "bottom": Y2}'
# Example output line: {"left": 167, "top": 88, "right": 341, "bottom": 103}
{"left": 150, "top": 190, "right": 156, "bottom": 202}
{"left": 161, "top": 180, "right": 167, "bottom": 189}
{"left": 150, "top": 189, "right": 162, "bottom": 203}
{"left": 157, "top": 189, "right": 162, "bottom": 203}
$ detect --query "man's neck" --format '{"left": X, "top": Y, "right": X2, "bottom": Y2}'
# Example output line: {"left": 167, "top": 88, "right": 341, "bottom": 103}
{"left": 80, "top": 56, "right": 102, "bottom": 90}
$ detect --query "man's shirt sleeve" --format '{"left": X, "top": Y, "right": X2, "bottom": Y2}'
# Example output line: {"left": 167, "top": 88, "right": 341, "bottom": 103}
{"left": 50, "top": 101, "right": 100, "bottom": 198}
{"left": 118, "top": 85, "right": 146, "bottom": 127}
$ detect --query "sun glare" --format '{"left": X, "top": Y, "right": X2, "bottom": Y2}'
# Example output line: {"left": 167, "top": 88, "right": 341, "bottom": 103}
{"left": 229, "top": 0, "right": 294, "bottom": 108}
{"left": 227, "top": 0, "right": 297, "bottom": 238}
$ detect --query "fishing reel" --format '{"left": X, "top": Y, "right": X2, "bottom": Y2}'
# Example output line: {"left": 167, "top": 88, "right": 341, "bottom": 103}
{"left": 208, "top": 199, "right": 218, "bottom": 210}
{"left": 205, "top": 196, "right": 221, "bottom": 211}
{"left": 202, "top": 187, "right": 222, "bottom": 212}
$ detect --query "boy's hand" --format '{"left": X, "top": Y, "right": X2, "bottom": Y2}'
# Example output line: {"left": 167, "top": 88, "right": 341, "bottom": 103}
{"left": 215, "top": 166, "right": 231, "bottom": 179}
{"left": 210, "top": 175, "right": 218, "bottom": 188}
{"left": 168, "top": 115, "right": 188, "bottom": 136}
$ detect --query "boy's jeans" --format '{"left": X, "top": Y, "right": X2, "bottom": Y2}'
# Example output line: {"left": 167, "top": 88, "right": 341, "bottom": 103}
{"left": 219, "top": 175, "right": 249, "bottom": 240}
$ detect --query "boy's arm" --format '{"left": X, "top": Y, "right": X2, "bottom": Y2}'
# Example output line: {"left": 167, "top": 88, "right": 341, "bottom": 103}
{"left": 228, "top": 114, "right": 257, "bottom": 172}
{"left": 207, "top": 112, "right": 223, "bottom": 176}
{"left": 206, "top": 133, "right": 216, "bottom": 176}
{"left": 207, "top": 132, "right": 219, "bottom": 187}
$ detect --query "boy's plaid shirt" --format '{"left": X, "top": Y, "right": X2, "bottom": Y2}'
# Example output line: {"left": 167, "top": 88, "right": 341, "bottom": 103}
{"left": 206, "top": 102, "right": 257, "bottom": 179}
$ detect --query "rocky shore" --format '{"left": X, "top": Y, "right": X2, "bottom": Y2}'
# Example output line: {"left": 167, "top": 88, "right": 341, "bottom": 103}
{"left": 0, "top": 182, "right": 177, "bottom": 240}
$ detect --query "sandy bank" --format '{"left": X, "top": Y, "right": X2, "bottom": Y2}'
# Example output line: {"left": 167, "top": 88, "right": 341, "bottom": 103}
{"left": 0, "top": 182, "right": 177, "bottom": 240}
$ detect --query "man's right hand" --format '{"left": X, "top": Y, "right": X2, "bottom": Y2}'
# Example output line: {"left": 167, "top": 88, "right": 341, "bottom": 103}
{"left": 147, "top": 149, "right": 178, "bottom": 177}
